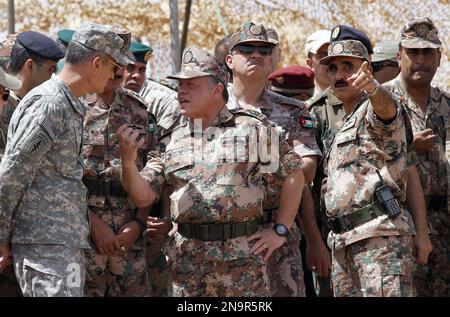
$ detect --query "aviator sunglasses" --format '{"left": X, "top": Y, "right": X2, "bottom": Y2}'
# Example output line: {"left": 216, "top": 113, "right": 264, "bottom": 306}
{"left": 235, "top": 44, "right": 273, "bottom": 56}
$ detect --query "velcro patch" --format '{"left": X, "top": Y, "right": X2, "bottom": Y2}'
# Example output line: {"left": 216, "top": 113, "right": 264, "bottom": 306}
{"left": 22, "top": 117, "right": 57, "bottom": 159}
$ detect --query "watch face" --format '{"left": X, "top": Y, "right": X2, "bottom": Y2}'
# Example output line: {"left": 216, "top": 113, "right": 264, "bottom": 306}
{"left": 275, "top": 224, "right": 287, "bottom": 236}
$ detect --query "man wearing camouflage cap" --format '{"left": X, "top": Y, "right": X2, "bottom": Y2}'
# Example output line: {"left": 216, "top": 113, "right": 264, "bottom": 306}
{"left": 82, "top": 25, "right": 157, "bottom": 297}
{"left": 117, "top": 47, "right": 305, "bottom": 296}
{"left": 385, "top": 17, "right": 449, "bottom": 297}
{"left": 319, "top": 24, "right": 432, "bottom": 297}
{"left": 226, "top": 22, "right": 325, "bottom": 297}
{"left": 371, "top": 40, "right": 400, "bottom": 84}
{"left": 0, "top": 22, "right": 128, "bottom": 297}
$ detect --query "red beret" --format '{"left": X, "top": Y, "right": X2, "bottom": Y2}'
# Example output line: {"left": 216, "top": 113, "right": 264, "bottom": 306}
{"left": 268, "top": 66, "right": 315, "bottom": 95}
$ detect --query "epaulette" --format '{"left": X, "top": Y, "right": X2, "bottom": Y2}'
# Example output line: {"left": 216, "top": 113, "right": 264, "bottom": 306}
{"left": 266, "top": 89, "right": 305, "bottom": 109}
{"left": 230, "top": 108, "right": 267, "bottom": 122}
{"left": 123, "top": 88, "right": 148, "bottom": 109}
{"left": 305, "top": 90, "right": 328, "bottom": 109}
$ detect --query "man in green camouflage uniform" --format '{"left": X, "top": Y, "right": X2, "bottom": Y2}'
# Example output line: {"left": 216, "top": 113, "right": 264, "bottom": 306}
{"left": 118, "top": 47, "right": 305, "bottom": 296}
{"left": 385, "top": 17, "right": 450, "bottom": 297}
{"left": 226, "top": 22, "right": 325, "bottom": 297}
{"left": 322, "top": 25, "right": 420, "bottom": 297}
{"left": 0, "top": 22, "right": 128, "bottom": 297}
{"left": 83, "top": 26, "right": 157, "bottom": 297}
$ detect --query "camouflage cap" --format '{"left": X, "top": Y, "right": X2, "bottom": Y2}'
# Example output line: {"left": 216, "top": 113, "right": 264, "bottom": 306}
{"left": 167, "top": 47, "right": 229, "bottom": 85}
{"left": 110, "top": 24, "right": 136, "bottom": 64}
{"left": 400, "top": 17, "right": 442, "bottom": 49}
{"left": 71, "top": 22, "right": 128, "bottom": 66}
{"left": 229, "top": 22, "right": 275, "bottom": 51}
{"left": 266, "top": 28, "right": 279, "bottom": 45}
{"left": 372, "top": 40, "right": 399, "bottom": 63}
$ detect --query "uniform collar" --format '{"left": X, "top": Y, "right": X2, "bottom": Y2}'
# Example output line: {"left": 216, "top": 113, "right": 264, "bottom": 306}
{"left": 55, "top": 76, "right": 86, "bottom": 116}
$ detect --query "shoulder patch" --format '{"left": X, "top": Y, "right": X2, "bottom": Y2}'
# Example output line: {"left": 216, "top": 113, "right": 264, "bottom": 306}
{"left": 21, "top": 117, "right": 57, "bottom": 159}
{"left": 123, "top": 88, "right": 148, "bottom": 109}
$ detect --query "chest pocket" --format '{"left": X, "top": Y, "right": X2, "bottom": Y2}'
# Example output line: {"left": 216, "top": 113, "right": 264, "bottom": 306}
{"left": 334, "top": 123, "right": 358, "bottom": 168}
{"left": 164, "top": 146, "right": 195, "bottom": 182}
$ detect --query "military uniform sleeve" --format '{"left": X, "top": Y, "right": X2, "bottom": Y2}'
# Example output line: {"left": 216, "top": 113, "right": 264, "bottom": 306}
{"left": 0, "top": 101, "right": 64, "bottom": 243}
{"left": 141, "top": 150, "right": 166, "bottom": 203}
{"left": 365, "top": 98, "right": 403, "bottom": 137}
{"left": 293, "top": 107, "right": 322, "bottom": 158}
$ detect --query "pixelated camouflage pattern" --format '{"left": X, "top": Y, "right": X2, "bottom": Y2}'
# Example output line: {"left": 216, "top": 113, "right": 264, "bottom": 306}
{"left": 83, "top": 87, "right": 156, "bottom": 296}
{"left": 325, "top": 99, "right": 416, "bottom": 251}
{"left": 0, "top": 92, "right": 20, "bottom": 160}
{"left": 400, "top": 17, "right": 442, "bottom": 49}
{"left": 72, "top": 22, "right": 128, "bottom": 66}
{"left": 0, "top": 76, "right": 90, "bottom": 247}
{"left": 229, "top": 22, "right": 273, "bottom": 50}
{"left": 168, "top": 47, "right": 229, "bottom": 85}
{"left": 12, "top": 244, "right": 86, "bottom": 297}
{"left": 320, "top": 40, "right": 370, "bottom": 65}
{"left": 85, "top": 236, "right": 150, "bottom": 297}
{"left": 146, "top": 236, "right": 172, "bottom": 296}
{"left": 332, "top": 235, "right": 414, "bottom": 297}
{"left": 140, "top": 79, "right": 181, "bottom": 138}
{"left": 110, "top": 24, "right": 135, "bottom": 64}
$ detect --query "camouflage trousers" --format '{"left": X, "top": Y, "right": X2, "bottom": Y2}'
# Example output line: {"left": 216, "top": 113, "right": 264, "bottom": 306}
{"left": 267, "top": 223, "right": 305, "bottom": 297}
{"left": 12, "top": 244, "right": 86, "bottom": 297}
{"left": 85, "top": 236, "right": 150, "bottom": 297}
{"left": 171, "top": 255, "right": 270, "bottom": 297}
{"left": 414, "top": 212, "right": 450, "bottom": 296}
{"left": 146, "top": 235, "right": 172, "bottom": 297}
{"left": 0, "top": 265, "right": 22, "bottom": 297}
{"left": 331, "top": 235, "right": 414, "bottom": 297}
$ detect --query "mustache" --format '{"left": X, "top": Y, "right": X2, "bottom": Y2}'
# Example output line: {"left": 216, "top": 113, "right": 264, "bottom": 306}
{"left": 413, "top": 66, "right": 430, "bottom": 72}
{"left": 334, "top": 79, "right": 348, "bottom": 87}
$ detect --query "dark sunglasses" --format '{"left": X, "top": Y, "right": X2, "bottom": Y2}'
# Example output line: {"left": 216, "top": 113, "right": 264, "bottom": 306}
{"left": 235, "top": 44, "right": 273, "bottom": 56}
{"left": 1, "top": 89, "right": 10, "bottom": 101}
{"left": 371, "top": 61, "right": 399, "bottom": 73}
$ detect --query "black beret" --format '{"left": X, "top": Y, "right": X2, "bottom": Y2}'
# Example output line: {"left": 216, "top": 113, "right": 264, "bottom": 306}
{"left": 330, "top": 25, "right": 373, "bottom": 54}
{"left": 17, "top": 31, "right": 65, "bottom": 62}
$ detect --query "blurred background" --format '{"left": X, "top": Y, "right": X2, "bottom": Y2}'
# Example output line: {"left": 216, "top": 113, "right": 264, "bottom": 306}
{"left": 0, "top": 0, "right": 448, "bottom": 88}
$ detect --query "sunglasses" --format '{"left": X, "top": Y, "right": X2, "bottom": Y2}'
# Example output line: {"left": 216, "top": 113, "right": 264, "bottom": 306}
{"left": 1, "top": 89, "right": 10, "bottom": 101}
{"left": 371, "top": 61, "right": 399, "bottom": 73}
{"left": 235, "top": 44, "right": 273, "bottom": 56}
{"left": 104, "top": 56, "right": 121, "bottom": 73}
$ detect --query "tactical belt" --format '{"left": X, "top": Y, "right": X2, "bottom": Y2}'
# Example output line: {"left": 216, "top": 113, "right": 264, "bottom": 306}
{"left": 261, "top": 207, "right": 277, "bottom": 224}
{"left": 178, "top": 220, "right": 259, "bottom": 241}
{"left": 327, "top": 203, "right": 385, "bottom": 234}
{"left": 425, "top": 195, "right": 447, "bottom": 212}
{"left": 83, "top": 178, "right": 128, "bottom": 198}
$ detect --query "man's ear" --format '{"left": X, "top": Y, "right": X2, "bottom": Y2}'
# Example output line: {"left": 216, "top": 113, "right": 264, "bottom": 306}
{"left": 92, "top": 55, "right": 103, "bottom": 71}
{"left": 213, "top": 82, "right": 224, "bottom": 99}
{"left": 225, "top": 54, "right": 233, "bottom": 70}
{"left": 306, "top": 57, "right": 313, "bottom": 69}
{"left": 24, "top": 58, "right": 33, "bottom": 72}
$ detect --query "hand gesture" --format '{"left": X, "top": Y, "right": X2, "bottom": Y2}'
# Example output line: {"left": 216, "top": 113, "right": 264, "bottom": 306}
{"left": 348, "top": 61, "right": 377, "bottom": 94}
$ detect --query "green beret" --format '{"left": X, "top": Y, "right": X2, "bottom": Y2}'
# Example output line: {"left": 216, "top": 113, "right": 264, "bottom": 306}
{"left": 57, "top": 29, "right": 75, "bottom": 46}
{"left": 130, "top": 41, "right": 153, "bottom": 64}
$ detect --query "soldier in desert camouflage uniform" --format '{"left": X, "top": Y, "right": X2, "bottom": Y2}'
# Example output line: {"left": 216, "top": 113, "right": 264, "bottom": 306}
{"left": 118, "top": 47, "right": 305, "bottom": 296}
{"left": 0, "top": 22, "right": 128, "bottom": 297}
{"left": 225, "top": 22, "right": 325, "bottom": 297}
{"left": 83, "top": 26, "right": 157, "bottom": 297}
{"left": 385, "top": 17, "right": 450, "bottom": 297}
{"left": 321, "top": 25, "right": 426, "bottom": 297}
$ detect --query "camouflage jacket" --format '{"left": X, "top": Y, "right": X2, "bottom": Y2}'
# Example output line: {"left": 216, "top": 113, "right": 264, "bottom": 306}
{"left": 385, "top": 75, "right": 450, "bottom": 198}
{"left": 140, "top": 79, "right": 181, "bottom": 138}
{"left": 325, "top": 99, "right": 415, "bottom": 251}
{"left": 0, "top": 76, "right": 90, "bottom": 247}
{"left": 0, "top": 91, "right": 20, "bottom": 160}
{"left": 83, "top": 88, "right": 157, "bottom": 224}
{"left": 142, "top": 106, "right": 303, "bottom": 262}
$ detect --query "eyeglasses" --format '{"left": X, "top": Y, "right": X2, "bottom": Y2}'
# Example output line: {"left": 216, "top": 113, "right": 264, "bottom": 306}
{"left": 234, "top": 44, "right": 273, "bottom": 56}
{"left": 371, "top": 61, "right": 399, "bottom": 73}
{"left": 104, "top": 56, "right": 121, "bottom": 73}
{"left": 34, "top": 61, "right": 58, "bottom": 74}
{"left": 1, "top": 89, "right": 10, "bottom": 101}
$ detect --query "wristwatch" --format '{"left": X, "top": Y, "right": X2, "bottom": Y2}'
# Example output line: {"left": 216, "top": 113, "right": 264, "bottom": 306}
{"left": 273, "top": 223, "right": 289, "bottom": 237}
{"left": 366, "top": 79, "right": 380, "bottom": 96}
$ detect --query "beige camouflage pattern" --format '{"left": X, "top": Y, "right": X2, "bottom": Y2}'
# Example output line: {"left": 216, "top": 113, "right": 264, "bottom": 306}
{"left": 320, "top": 40, "right": 370, "bottom": 65}
{"left": 400, "top": 17, "right": 442, "bottom": 49}
{"left": 71, "top": 22, "right": 128, "bottom": 66}
{"left": 332, "top": 235, "right": 414, "bottom": 297}
{"left": 227, "top": 88, "right": 320, "bottom": 297}
{"left": 168, "top": 47, "right": 229, "bottom": 85}
{"left": 142, "top": 106, "right": 302, "bottom": 296}
{"left": 0, "top": 75, "right": 90, "bottom": 247}
{"left": 110, "top": 24, "right": 135, "bottom": 64}
{"left": 12, "top": 244, "right": 86, "bottom": 297}
{"left": 0, "top": 91, "right": 20, "bottom": 160}
{"left": 229, "top": 22, "right": 274, "bottom": 50}
{"left": 386, "top": 75, "right": 450, "bottom": 296}
{"left": 325, "top": 100, "right": 416, "bottom": 252}
{"left": 83, "top": 87, "right": 157, "bottom": 297}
